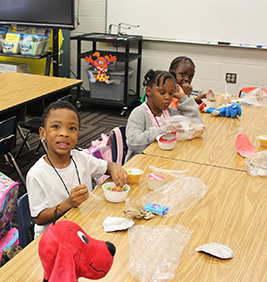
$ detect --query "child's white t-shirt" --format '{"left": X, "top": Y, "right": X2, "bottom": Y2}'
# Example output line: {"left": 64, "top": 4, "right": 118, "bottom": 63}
{"left": 26, "top": 149, "right": 108, "bottom": 238}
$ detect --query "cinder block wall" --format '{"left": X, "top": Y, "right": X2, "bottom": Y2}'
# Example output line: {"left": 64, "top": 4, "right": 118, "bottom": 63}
{"left": 70, "top": 0, "right": 267, "bottom": 97}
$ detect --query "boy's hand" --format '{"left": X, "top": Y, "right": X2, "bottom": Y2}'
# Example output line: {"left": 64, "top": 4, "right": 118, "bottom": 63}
{"left": 34, "top": 185, "right": 89, "bottom": 226}
{"left": 181, "top": 83, "right": 193, "bottom": 96}
{"left": 173, "top": 84, "right": 186, "bottom": 99}
{"left": 68, "top": 184, "right": 89, "bottom": 207}
{"left": 107, "top": 162, "right": 128, "bottom": 187}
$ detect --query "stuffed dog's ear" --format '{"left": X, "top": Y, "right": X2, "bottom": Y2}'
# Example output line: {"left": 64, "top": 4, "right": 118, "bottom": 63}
{"left": 47, "top": 244, "right": 76, "bottom": 282}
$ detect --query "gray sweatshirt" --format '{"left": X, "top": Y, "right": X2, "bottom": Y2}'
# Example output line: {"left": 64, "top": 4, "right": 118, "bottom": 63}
{"left": 125, "top": 96, "right": 202, "bottom": 162}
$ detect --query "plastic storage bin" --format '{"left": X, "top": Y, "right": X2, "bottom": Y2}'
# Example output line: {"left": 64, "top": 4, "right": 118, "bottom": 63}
{"left": 20, "top": 40, "right": 49, "bottom": 56}
{"left": 2, "top": 39, "right": 20, "bottom": 54}
{"left": 0, "top": 31, "right": 7, "bottom": 52}
{"left": 0, "top": 61, "right": 30, "bottom": 74}
{"left": 87, "top": 67, "right": 134, "bottom": 101}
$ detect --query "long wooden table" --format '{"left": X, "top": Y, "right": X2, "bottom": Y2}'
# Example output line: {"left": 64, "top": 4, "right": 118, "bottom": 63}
{"left": 0, "top": 72, "right": 82, "bottom": 120}
{"left": 0, "top": 154, "right": 265, "bottom": 281}
{"left": 144, "top": 105, "right": 267, "bottom": 171}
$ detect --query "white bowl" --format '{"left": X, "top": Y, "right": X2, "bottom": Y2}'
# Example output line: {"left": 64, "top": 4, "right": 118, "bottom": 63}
{"left": 102, "top": 182, "right": 130, "bottom": 203}
{"left": 156, "top": 134, "right": 177, "bottom": 150}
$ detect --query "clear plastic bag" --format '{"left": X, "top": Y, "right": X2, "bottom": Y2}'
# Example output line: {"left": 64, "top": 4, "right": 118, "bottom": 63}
{"left": 165, "top": 115, "right": 206, "bottom": 140}
{"left": 245, "top": 150, "right": 267, "bottom": 176}
{"left": 141, "top": 177, "right": 207, "bottom": 217}
{"left": 128, "top": 225, "right": 193, "bottom": 282}
{"left": 240, "top": 87, "right": 267, "bottom": 107}
{"left": 148, "top": 164, "right": 188, "bottom": 178}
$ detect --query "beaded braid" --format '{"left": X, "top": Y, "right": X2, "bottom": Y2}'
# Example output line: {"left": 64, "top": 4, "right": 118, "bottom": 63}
{"left": 143, "top": 69, "right": 176, "bottom": 89}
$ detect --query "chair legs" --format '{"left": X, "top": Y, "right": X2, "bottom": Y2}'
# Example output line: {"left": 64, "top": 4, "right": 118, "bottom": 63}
{"left": 17, "top": 125, "right": 31, "bottom": 150}
{"left": 15, "top": 130, "right": 33, "bottom": 159}
{"left": 16, "top": 129, "right": 48, "bottom": 159}
{"left": 35, "top": 138, "right": 48, "bottom": 155}
{"left": 5, "top": 152, "right": 26, "bottom": 187}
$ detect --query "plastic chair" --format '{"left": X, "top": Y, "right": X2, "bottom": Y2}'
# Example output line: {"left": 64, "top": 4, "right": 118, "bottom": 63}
{"left": 17, "top": 193, "right": 35, "bottom": 248}
{"left": 0, "top": 172, "right": 20, "bottom": 260}
{"left": 0, "top": 116, "right": 26, "bottom": 187}
{"left": 16, "top": 94, "right": 73, "bottom": 158}
{"left": 57, "top": 94, "right": 72, "bottom": 103}
{"left": 16, "top": 117, "right": 48, "bottom": 159}
{"left": 110, "top": 125, "right": 128, "bottom": 165}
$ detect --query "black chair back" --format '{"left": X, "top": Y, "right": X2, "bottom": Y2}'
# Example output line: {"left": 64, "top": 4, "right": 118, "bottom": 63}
{"left": 17, "top": 193, "right": 35, "bottom": 248}
{"left": 0, "top": 116, "right": 17, "bottom": 155}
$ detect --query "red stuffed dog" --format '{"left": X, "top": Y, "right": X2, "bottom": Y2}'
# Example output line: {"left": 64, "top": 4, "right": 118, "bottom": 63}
{"left": 38, "top": 220, "right": 115, "bottom": 282}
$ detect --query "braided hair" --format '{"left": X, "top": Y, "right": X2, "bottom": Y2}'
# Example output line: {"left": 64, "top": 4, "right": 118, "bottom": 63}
{"left": 169, "top": 56, "right": 195, "bottom": 72}
{"left": 143, "top": 69, "right": 176, "bottom": 89}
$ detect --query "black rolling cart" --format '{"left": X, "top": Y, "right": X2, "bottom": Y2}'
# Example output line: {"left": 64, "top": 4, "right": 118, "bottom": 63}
{"left": 71, "top": 32, "right": 142, "bottom": 115}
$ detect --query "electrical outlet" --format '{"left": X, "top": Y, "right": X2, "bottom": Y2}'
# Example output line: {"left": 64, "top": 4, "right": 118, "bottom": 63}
{"left": 226, "top": 73, "right": 237, "bottom": 83}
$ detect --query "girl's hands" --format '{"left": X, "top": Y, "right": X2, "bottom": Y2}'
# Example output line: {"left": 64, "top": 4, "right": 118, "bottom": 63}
{"left": 181, "top": 82, "right": 193, "bottom": 96}
{"left": 68, "top": 184, "right": 89, "bottom": 207}
{"left": 167, "top": 123, "right": 183, "bottom": 133}
{"left": 173, "top": 84, "right": 186, "bottom": 99}
{"left": 167, "top": 125, "right": 176, "bottom": 132}
{"left": 107, "top": 162, "right": 128, "bottom": 187}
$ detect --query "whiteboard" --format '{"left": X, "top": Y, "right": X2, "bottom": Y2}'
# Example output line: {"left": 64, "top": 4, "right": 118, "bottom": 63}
{"left": 106, "top": 0, "right": 267, "bottom": 48}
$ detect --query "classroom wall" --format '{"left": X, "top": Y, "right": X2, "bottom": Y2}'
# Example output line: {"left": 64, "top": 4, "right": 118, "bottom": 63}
{"left": 70, "top": 0, "right": 267, "bottom": 97}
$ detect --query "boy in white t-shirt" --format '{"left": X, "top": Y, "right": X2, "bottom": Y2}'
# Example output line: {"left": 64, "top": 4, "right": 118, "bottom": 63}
{"left": 26, "top": 101, "right": 128, "bottom": 238}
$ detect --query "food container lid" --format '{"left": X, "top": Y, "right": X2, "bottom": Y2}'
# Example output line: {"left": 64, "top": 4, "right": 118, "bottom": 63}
{"left": 146, "top": 173, "right": 165, "bottom": 181}
{"left": 159, "top": 132, "right": 177, "bottom": 143}
{"left": 125, "top": 168, "right": 143, "bottom": 175}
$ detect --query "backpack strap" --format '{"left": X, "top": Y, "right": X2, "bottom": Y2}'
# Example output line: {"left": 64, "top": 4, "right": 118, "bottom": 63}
{"left": 112, "top": 127, "right": 123, "bottom": 165}
{"left": 96, "top": 128, "right": 123, "bottom": 186}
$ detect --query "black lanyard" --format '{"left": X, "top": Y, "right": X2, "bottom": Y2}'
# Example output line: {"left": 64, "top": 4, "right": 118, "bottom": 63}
{"left": 146, "top": 102, "right": 165, "bottom": 127}
{"left": 46, "top": 155, "right": 81, "bottom": 195}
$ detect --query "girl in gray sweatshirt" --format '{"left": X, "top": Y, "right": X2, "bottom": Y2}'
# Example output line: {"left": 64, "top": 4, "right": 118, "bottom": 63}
{"left": 125, "top": 69, "right": 203, "bottom": 162}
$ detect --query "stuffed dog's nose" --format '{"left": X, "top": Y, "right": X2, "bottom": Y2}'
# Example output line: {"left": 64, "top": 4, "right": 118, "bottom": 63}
{"left": 105, "top": 241, "right": 116, "bottom": 257}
